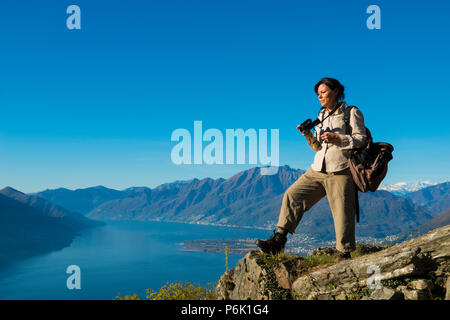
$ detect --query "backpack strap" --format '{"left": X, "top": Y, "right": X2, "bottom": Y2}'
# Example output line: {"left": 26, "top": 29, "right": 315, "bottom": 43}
{"left": 343, "top": 105, "right": 357, "bottom": 135}
{"left": 345, "top": 105, "right": 373, "bottom": 144}
{"left": 342, "top": 105, "right": 361, "bottom": 223}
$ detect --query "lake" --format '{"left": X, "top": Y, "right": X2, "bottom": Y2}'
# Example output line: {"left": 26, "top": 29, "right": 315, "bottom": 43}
{"left": 0, "top": 221, "right": 269, "bottom": 300}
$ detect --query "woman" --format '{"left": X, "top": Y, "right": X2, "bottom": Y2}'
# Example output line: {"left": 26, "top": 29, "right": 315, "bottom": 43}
{"left": 256, "top": 78, "right": 367, "bottom": 259}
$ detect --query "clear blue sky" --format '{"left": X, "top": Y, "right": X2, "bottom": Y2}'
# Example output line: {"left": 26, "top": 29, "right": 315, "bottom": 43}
{"left": 0, "top": 0, "right": 449, "bottom": 193}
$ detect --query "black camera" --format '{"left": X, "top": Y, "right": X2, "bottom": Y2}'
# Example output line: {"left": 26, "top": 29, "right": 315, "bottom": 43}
{"left": 299, "top": 118, "right": 320, "bottom": 134}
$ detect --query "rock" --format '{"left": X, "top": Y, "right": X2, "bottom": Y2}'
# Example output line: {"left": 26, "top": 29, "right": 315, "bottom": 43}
{"left": 446, "top": 276, "right": 450, "bottom": 300}
{"left": 292, "top": 225, "right": 449, "bottom": 300}
{"left": 402, "top": 289, "right": 432, "bottom": 300}
{"left": 335, "top": 292, "right": 348, "bottom": 300}
{"left": 311, "top": 244, "right": 386, "bottom": 258}
{"left": 215, "top": 251, "right": 268, "bottom": 300}
{"left": 312, "top": 247, "right": 338, "bottom": 257}
{"left": 273, "top": 263, "right": 291, "bottom": 290}
{"left": 410, "top": 279, "right": 433, "bottom": 291}
{"left": 396, "top": 284, "right": 433, "bottom": 300}
{"left": 370, "top": 287, "right": 403, "bottom": 300}
{"left": 216, "top": 225, "right": 450, "bottom": 300}
{"left": 397, "top": 285, "right": 408, "bottom": 291}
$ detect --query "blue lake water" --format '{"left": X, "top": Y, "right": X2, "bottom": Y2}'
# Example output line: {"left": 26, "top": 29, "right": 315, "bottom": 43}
{"left": 0, "top": 221, "right": 268, "bottom": 300}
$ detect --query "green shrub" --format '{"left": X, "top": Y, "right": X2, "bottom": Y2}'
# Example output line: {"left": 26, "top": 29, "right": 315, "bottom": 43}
{"left": 116, "top": 281, "right": 216, "bottom": 300}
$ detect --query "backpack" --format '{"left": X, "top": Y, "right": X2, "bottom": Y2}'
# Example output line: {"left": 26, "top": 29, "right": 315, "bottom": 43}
{"left": 343, "top": 105, "right": 394, "bottom": 194}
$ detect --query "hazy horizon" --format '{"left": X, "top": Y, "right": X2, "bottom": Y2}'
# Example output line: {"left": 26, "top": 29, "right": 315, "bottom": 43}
{"left": 2, "top": 163, "right": 448, "bottom": 195}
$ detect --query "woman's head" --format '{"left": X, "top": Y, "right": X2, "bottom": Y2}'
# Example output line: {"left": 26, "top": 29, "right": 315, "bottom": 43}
{"left": 314, "top": 78, "right": 345, "bottom": 109}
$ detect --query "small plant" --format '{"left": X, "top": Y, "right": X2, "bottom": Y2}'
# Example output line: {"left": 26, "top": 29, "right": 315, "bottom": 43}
{"left": 146, "top": 281, "right": 216, "bottom": 300}
{"left": 381, "top": 276, "right": 417, "bottom": 288}
{"left": 115, "top": 293, "right": 141, "bottom": 300}
{"left": 225, "top": 245, "right": 230, "bottom": 270}
{"left": 345, "top": 279, "right": 374, "bottom": 300}
{"left": 115, "top": 281, "right": 216, "bottom": 300}
{"left": 328, "top": 282, "right": 336, "bottom": 290}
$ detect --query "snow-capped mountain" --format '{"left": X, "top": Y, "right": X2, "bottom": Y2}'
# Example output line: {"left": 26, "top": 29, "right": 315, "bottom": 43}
{"left": 378, "top": 181, "right": 443, "bottom": 195}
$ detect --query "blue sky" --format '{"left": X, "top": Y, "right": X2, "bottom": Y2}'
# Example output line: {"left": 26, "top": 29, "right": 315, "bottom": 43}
{"left": 0, "top": 0, "right": 449, "bottom": 193}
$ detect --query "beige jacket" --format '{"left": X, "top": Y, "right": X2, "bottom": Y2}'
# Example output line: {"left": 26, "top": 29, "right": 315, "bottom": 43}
{"left": 305, "top": 102, "right": 367, "bottom": 172}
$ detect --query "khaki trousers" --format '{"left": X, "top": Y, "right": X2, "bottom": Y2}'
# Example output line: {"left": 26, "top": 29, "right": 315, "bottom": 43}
{"left": 277, "top": 167, "right": 357, "bottom": 253}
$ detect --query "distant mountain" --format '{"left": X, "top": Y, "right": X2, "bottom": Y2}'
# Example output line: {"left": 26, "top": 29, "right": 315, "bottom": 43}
{"left": 378, "top": 181, "right": 442, "bottom": 196}
{"left": 298, "top": 190, "right": 434, "bottom": 239}
{"left": 418, "top": 209, "right": 450, "bottom": 232}
{"left": 0, "top": 187, "right": 103, "bottom": 267}
{"left": 384, "top": 209, "right": 450, "bottom": 244}
{"left": 88, "top": 166, "right": 303, "bottom": 227}
{"left": 152, "top": 179, "right": 214, "bottom": 192}
{"left": 404, "top": 182, "right": 450, "bottom": 215}
{"left": 1, "top": 187, "right": 103, "bottom": 228}
{"left": 84, "top": 165, "right": 435, "bottom": 240}
{"left": 34, "top": 185, "right": 127, "bottom": 215}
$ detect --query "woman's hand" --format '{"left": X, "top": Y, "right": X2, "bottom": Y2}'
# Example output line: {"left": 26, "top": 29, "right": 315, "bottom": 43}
{"left": 320, "top": 132, "right": 342, "bottom": 144}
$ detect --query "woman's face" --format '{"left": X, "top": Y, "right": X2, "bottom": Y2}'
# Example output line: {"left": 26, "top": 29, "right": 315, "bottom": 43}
{"left": 317, "top": 83, "right": 338, "bottom": 109}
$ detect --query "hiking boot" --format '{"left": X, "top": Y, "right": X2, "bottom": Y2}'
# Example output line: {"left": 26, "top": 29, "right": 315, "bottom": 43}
{"left": 256, "top": 230, "right": 287, "bottom": 255}
{"left": 338, "top": 252, "right": 351, "bottom": 260}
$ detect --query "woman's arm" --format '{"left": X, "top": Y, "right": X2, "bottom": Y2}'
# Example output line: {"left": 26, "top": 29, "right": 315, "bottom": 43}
{"left": 297, "top": 127, "right": 322, "bottom": 152}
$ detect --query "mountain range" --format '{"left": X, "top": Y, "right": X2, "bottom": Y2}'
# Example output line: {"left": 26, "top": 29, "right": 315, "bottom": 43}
{"left": 0, "top": 187, "right": 102, "bottom": 267}
{"left": 404, "top": 182, "right": 450, "bottom": 215}
{"left": 33, "top": 165, "right": 449, "bottom": 240}
{"left": 1, "top": 163, "right": 447, "bottom": 273}
{"left": 33, "top": 185, "right": 127, "bottom": 215}
{"left": 2, "top": 165, "right": 448, "bottom": 267}
{"left": 378, "top": 180, "right": 445, "bottom": 196}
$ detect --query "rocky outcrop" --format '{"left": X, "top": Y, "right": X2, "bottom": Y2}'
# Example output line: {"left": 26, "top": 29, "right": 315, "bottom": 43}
{"left": 216, "top": 225, "right": 450, "bottom": 300}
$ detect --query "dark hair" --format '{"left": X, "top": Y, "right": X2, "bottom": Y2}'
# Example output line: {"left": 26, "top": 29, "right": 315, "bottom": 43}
{"left": 314, "top": 78, "right": 345, "bottom": 102}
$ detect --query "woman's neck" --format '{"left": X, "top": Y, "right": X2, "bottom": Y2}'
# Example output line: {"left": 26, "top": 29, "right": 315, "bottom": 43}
{"left": 326, "top": 101, "right": 340, "bottom": 113}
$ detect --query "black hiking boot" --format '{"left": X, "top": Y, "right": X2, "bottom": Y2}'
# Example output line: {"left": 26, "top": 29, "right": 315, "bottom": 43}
{"left": 338, "top": 252, "right": 351, "bottom": 260}
{"left": 256, "top": 230, "right": 287, "bottom": 255}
